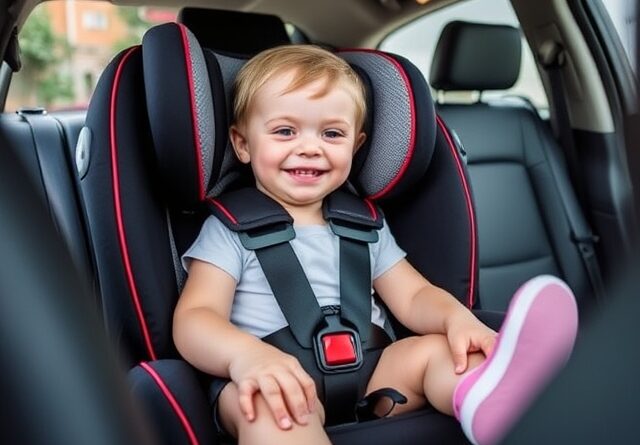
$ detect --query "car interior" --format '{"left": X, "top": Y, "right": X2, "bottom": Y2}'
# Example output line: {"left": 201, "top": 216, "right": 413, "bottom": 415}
{"left": 0, "top": 0, "right": 638, "bottom": 443}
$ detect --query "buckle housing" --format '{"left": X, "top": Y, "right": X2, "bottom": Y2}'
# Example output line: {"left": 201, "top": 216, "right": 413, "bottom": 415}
{"left": 313, "top": 314, "right": 363, "bottom": 373}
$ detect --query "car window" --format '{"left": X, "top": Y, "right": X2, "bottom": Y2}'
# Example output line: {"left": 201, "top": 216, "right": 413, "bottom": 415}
{"left": 6, "top": 2, "right": 177, "bottom": 112}
{"left": 379, "top": 0, "right": 548, "bottom": 113}
{"left": 600, "top": 0, "right": 637, "bottom": 73}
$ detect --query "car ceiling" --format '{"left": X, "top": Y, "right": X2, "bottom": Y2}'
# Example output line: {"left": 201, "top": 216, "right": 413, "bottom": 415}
{"left": 8, "top": 0, "right": 459, "bottom": 48}
{"left": 0, "top": 0, "right": 621, "bottom": 133}
{"left": 156, "top": 0, "right": 462, "bottom": 47}
{"left": 2, "top": 0, "right": 574, "bottom": 51}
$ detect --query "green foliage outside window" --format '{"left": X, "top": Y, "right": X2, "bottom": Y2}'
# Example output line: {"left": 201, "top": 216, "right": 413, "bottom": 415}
{"left": 19, "top": 7, "right": 74, "bottom": 107}
{"left": 112, "top": 7, "right": 149, "bottom": 53}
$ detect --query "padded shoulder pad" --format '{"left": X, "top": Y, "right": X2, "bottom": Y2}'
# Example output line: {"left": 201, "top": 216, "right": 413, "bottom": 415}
{"left": 207, "top": 188, "right": 293, "bottom": 232}
{"left": 323, "top": 189, "right": 383, "bottom": 230}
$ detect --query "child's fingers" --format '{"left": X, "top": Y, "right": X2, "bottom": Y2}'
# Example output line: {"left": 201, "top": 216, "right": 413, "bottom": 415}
{"left": 291, "top": 366, "right": 318, "bottom": 413}
{"left": 274, "top": 372, "right": 311, "bottom": 425}
{"left": 449, "top": 336, "right": 469, "bottom": 374}
{"left": 479, "top": 333, "right": 497, "bottom": 358}
{"left": 237, "top": 379, "right": 259, "bottom": 422}
{"left": 257, "top": 374, "right": 293, "bottom": 430}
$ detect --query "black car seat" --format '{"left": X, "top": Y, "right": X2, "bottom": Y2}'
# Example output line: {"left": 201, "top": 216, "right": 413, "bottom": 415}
{"left": 79, "top": 20, "right": 484, "bottom": 444}
{"left": 0, "top": 108, "right": 96, "bottom": 297}
{"left": 0, "top": 134, "right": 155, "bottom": 445}
{"left": 431, "top": 21, "right": 601, "bottom": 312}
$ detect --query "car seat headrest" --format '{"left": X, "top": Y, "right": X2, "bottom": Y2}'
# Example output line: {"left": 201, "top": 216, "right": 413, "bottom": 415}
{"left": 142, "top": 23, "right": 437, "bottom": 208}
{"left": 339, "top": 50, "right": 436, "bottom": 200}
{"left": 177, "top": 7, "right": 291, "bottom": 55}
{"left": 430, "top": 21, "right": 521, "bottom": 91}
{"left": 142, "top": 24, "right": 219, "bottom": 208}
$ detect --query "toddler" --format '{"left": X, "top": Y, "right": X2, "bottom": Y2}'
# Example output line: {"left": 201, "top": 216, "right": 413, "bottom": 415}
{"left": 174, "top": 45, "right": 578, "bottom": 445}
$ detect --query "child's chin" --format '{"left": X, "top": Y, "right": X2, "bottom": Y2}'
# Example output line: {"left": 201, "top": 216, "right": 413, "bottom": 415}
{"left": 284, "top": 192, "right": 327, "bottom": 206}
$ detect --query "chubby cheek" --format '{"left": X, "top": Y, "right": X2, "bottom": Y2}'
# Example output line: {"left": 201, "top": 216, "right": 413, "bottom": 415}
{"left": 333, "top": 155, "right": 354, "bottom": 182}
{"left": 249, "top": 151, "right": 283, "bottom": 182}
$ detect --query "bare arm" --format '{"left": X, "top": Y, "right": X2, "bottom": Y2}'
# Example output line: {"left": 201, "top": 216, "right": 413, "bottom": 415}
{"left": 173, "top": 259, "right": 262, "bottom": 377}
{"left": 173, "top": 259, "right": 317, "bottom": 428}
{"left": 373, "top": 258, "right": 470, "bottom": 334}
{"left": 374, "top": 259, "right": 496, "bottom": 372}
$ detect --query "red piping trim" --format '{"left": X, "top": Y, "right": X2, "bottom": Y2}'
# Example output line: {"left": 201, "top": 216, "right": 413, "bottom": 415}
{"left": 338, "top": 49, "right": 416, "bottom": 200}
{"left": 178, "top": 24, "right": 206, "bottom": 201}
{"left": 436, "top": 115, "right": 476, "bottom": 308}
{"left": 110, "top": 46, "right": 157, "bottom": 360}
{"left": 140, "top": 362, "right": 199, "bottom": 445}
{"left": 207, "top": 198, "right": 239, "bottom": 224}
{"left": 364, "top": 199, "right": 378, "bottom": 221}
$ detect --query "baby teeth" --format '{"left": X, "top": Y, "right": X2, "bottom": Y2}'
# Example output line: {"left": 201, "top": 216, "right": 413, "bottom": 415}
{"left": 293, "top": 169, "right": 318, "bottom": 176}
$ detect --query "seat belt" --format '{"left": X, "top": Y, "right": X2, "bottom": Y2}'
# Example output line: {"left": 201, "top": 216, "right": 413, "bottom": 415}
{"left": 17, "top": 108, "right": 65, "bottom": 231}
{"left": 208, "top": 187, "right": 387, "bottom": 424}
{"left": 254, "top": 238, "right": 369, "bottom": 425}
{"left": 538, "top": 40, "right": 606, "bottom": 301}
{"left": 324, "top": 190, "right": 380, "bottom": 343}
{"left": 254, "top": 241, "right": 326, "bottom": 347}
{"left": 208, "top": 187, "right": 381, "bottom": 345}
{"left": 18, "top": 107, "right": 102, "bottom": 301}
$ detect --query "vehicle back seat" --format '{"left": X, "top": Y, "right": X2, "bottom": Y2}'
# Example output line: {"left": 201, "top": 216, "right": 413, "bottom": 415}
{"left": 0, "top": 108, "right": 95, "bottom": 294}
{"left": 430, "top": 21, "right": 601, "bottom": 311}
{"left": 74, "top": 16, "right": 487, "bottom": 443}
{"left": 178, "top": 7, "right": 291, "bottom": 53}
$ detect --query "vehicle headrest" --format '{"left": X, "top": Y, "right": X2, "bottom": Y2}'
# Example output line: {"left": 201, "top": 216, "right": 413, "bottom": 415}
{"left": 429, "top": 21, "right": 521, "bottom": 91}
{"left": 142, "top": 23, "right": 436, "bottom": 208}
{"left": 177, "top": 7, "right": 291, "bottom": 55}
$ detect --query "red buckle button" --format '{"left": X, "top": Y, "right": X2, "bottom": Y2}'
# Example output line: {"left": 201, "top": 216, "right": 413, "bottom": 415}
{"left": 322, "top": 333, "right": 357, "bottom": 366}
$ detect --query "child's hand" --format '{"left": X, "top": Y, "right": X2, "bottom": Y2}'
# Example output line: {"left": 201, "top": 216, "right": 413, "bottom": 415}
{"left": 445, "top": 312, "right": 497, "bottom": 374}
{"left": 228, "top": 341, "right": 318, "bottom": 430}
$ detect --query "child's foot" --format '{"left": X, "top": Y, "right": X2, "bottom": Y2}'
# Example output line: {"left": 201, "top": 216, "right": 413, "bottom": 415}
{"left": 453, "top": 275, "right": 578, "bottom": 445}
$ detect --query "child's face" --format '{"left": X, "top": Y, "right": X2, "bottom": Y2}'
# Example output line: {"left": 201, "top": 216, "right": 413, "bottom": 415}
{"left": 230, "top": 70, "right": 365, "bottom": 213}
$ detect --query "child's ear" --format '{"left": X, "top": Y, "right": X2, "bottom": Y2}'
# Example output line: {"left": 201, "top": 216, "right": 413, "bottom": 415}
{"left": 229, "top": 125, "right": 251, "bottom": 164}
{"left": 354, "top": 132, "right": 367, "bottom": 152}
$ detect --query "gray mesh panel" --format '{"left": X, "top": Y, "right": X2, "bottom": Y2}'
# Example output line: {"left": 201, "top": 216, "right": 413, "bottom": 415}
{"left": 166, "top": 209, "right": 186, "bottom": 291}
{"left": 214, "top": 53, "right": 246, "bottom": 108}
{"left": 210, "top": 53, "right": 247, "bottom": 196}
{"left": 340, "top": 52, "right": 413, "bottom": 197}
{"left": 186, "top": 29, "right": 215, "bottom": 190}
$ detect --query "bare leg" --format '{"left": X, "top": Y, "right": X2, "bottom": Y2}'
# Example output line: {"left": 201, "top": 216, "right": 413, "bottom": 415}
{"left": 218, "top": 382, "right": 330, "bottom": 445}
{"left": 366, "top": 334, "right": 485, "bottom": 416}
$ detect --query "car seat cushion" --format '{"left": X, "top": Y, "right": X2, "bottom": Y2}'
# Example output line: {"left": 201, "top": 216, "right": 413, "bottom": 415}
{"left": 339, "top": 50, "right": 436, "bottom": 201}
{"left": 142, "top": 23, "right": 439, "bottom": 207}
{"left": 142, "top": 23, "right": 216, "bottom": 208}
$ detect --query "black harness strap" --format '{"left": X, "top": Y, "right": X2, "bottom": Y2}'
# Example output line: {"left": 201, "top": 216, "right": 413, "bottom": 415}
{"left": 323, "top": 371, "right": 361, "bottom": 424}
{"left": 210, "top": 189, "right": 384, "bottom": 346}
{"left": 254, "top": 243, "right": 324, "bottom": 348}
{"left": 339, "top": 237, "right": 372, "bottom": 342}
{"left": 208, "top": 187, "right": 388, "bottom": 423}
{"left": 209, "top": 189, "right": 324, "bottom": 347}
{"left": 324, "top": 190, "right": 382, "bottom": 344}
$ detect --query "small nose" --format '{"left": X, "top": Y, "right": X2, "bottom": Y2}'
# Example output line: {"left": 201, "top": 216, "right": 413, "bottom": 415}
{"left": 295, "top": 137, "right": 322, "bottom": 157}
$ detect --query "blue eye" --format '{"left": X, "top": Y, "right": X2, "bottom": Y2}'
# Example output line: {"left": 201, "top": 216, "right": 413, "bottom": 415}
{"left": 274, "top": 127, "right": 294, "bottom": 136}
{"left": 324, "top": 130, "right": 344, "bottom": 138}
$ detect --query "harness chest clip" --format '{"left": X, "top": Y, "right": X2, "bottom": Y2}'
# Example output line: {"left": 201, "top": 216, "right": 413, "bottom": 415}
{"left": 313, "top": 313, "right": 364, "bottom": 374}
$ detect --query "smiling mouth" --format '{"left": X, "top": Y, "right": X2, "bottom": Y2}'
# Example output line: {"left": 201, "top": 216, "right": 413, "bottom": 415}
{"left": 285, "top": 168, "right": 327, "bottom": 177}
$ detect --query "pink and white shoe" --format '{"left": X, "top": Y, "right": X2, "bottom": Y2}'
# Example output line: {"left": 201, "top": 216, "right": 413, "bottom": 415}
{"left": 453, "top": 275, "right": 578, "bottom": 445}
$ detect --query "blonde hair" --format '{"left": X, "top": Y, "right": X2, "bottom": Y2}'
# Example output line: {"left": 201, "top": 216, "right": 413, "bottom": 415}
{"left": 232, "top": 45, "right": 367, "bottom": 131}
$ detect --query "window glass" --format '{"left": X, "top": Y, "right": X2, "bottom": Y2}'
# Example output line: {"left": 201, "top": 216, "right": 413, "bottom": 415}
{"left": 600, "top": 0, "right": 636, "bottom": 72}
{"left": 6, "top": 2, "right": 177, "bottom": 112}
{"left": 380, "top": 0, "right": 548, "bottom": 111}
{"left": 81, "top": 11, "right": 109, "bottom": 31}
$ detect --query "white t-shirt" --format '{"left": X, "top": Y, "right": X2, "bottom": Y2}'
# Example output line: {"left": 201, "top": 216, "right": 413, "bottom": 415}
{"left": 182, "top": 216, "right": 406, "bottom": 338}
